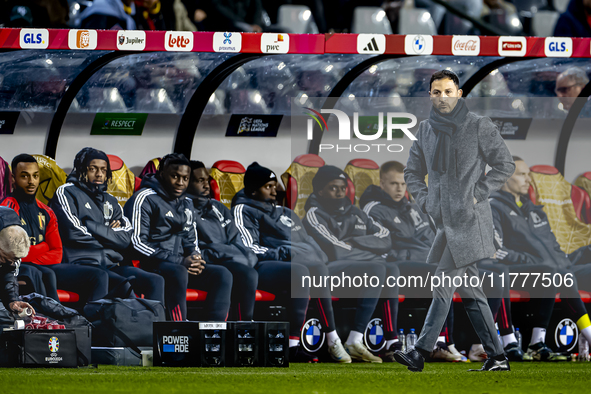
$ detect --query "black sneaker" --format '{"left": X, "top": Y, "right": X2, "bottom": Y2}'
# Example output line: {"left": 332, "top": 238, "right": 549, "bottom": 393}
{"left": 393, "top": 348, "right": 425, "bottom": 372}
{"left": 468, "top": 358, "right": 511, "bottom": 371}
{"left": 380, "top": 341, "right": 403, "bottom": 363}
{"left": 504, "top": 342, "right": 526, "bottom": 362}
{"left": 526, "top": 342, "right": 567, "bottom": 361}
{"left": 289, "top": 346, "right": 319, "bottom": 363}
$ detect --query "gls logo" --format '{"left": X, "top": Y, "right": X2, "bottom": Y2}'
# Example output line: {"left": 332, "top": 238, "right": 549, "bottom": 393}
{"left": 305, "top": 108, "right": 417, "bottom": 153}
{"left": 544, "top": 37, "right": 572, "bottom": 58}
{"left": 20, "top": 29, "right": 49, "bottom": 49}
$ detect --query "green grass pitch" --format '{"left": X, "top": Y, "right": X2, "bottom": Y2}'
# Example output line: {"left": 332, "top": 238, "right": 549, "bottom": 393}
{"left": 1, "top": 362, "right": 590, "bottom": 393}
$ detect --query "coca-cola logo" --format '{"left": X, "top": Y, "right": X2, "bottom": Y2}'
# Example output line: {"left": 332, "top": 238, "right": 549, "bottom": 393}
{"left": 501, "top": 41, "right": 522, "bottom": 51}
{"left": 164, "top": 32, "right": 193, "bottom": 51}
{"left": 454, "top": 40, "right": 477, "bottom": 51}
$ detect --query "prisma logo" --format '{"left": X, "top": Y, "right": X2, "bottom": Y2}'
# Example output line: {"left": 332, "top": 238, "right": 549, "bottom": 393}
{"left": 304, "top": 108, "right": 417, "bottom": 153}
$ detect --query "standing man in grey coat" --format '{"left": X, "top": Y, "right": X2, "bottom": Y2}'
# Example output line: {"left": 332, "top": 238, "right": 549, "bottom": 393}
{"left": 393, "top": 70, "right": 515, "bottom": 372}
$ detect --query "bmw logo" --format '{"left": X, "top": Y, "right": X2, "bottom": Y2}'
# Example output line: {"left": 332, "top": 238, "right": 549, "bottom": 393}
{"left": 364, "top": 318, "right": 385, "bottom": 352}
{"left": 555, "top": 318, "right": 578, "bottom": 351}
{"left": 300, "top": 318, "right": 325, "bottom": 353}
{"left": 413, "top": 36, "right": 425, "bottom": 53}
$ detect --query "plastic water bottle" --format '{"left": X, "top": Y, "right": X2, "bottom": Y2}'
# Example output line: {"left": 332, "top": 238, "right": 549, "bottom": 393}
{"left": 578, "top": 336, "right": 589, "bottom": 362}
{"left": 515, "top": 328, "right": 522, "bottom": 350}
{"left": 406, "top": 328, "right": 417, "bottom": 351}
{"left": 497, "top": 330, "right": 503, "bottom": 348}
{"left": 399, "top": 329, "right": 406, "bottom": 352}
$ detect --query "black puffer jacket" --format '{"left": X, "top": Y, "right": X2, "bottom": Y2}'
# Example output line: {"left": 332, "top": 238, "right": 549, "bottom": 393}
{"left": 360, "top": 185, "right": 434, "bottom": 262}
{"left": 124, "top": 174, "right": 199, "bottom": 268}
{"left": 50, "top": 175, "right": 132, "bottom": 267}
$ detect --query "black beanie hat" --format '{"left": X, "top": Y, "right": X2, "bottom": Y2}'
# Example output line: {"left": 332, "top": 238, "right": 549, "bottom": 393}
{"left": 312, "top": 165, "right": 349, "bottom": 193}
{"left": 244, "top": 162, "right": 277, "bottom": 194}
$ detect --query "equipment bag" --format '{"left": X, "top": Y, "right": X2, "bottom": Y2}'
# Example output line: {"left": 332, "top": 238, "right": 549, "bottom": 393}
{"left": 83, "top": 297, "right": 165, "bottom": 354}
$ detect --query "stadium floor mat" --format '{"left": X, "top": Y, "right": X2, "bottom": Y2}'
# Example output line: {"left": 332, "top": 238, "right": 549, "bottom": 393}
{"left": 1, "top": 362, "right": 590, "bottom": 394}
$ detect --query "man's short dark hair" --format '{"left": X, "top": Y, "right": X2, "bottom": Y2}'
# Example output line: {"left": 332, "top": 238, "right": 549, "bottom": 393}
{"left": 512, "top": 156, "right": 524, "bottom": 162}
{"left": 157, "top": 153, "right": 191, "bottom": 176}
{"left": 189, "top": 160, "right": 206, "bottom": 180}
{"left": 11, "top": 154, "right": 37, "bottom": 174}
{"left": 380, "top": 161, "right": 405, "bottom": 178}
{"left": 430, "top": 70, "right": 460, "bottom": 91}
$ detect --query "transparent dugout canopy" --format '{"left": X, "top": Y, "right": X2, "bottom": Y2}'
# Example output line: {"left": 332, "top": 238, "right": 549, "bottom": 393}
{"left": 69, "top": 52, "right": 237, "bottom": 114}
{"left": 0, "top": 50, "right": 108, "bottom": 112}
{"left": 203, "top": 54, "right": 374, "bottom": 116}
{"left": 0, "top": 49, "right": 589, "bottom": 121}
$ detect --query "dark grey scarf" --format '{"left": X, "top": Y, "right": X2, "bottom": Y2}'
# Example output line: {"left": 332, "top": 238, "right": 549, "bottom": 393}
{"left": 428, "top": 98, "right": 469, "bottom": 173}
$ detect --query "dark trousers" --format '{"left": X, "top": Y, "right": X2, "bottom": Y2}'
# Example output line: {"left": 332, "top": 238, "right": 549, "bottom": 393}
{"left": 416, "top": 242, "right": 504, "bottom": 358}
{"left": 211, "top": 261, "right": 258, "bottom": 321}
{"left": 151, "top": 262, "right": 232, "bottom": 322}
{"left": 109, "top": 265, "right": 165, "bottom": 304}
{"left": 257, "top": 261, "right": 310, "bottom": 337}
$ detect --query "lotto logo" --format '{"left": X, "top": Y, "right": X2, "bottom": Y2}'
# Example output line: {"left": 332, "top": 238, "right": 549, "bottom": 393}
{"left": 165, "top": 31, "right": 193, "bottom": 52}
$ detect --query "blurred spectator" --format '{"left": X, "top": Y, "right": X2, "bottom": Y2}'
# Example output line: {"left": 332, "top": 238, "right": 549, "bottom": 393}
{"left": 173, "top": 0, "right": 197, "bottom": 31}
{"left": 0, "top": 0, "right": 68, "bottom": 28}
{"left": 554, "top": 0, "right": 591, "bottom": 37}
{"left": 186, "top": 0, "right": 266, "bottom": 32}
{"left": 79, "top": 0, "right": 175, "bottom": 30}
{"left": 555, "top": 67, "right": 589, "bottom": 111}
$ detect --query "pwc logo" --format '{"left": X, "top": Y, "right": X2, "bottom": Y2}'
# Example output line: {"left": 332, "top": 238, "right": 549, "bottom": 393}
{"left": 68, "top": 30, "right": 97, "bottom": 50}
{"left": 498, "top": 36, "right": 526, "bottom": 57}
{"left": 165, "top": 31, "right": 193, "bottom": 52}
{"left": 544, "top": 37, "right": 572, "bottom": 58}
{"left": 260, "top": 33, "right": 289, "bottom": 54}
{"left": 20, "top": 29, "right": 49, "bottom": 49}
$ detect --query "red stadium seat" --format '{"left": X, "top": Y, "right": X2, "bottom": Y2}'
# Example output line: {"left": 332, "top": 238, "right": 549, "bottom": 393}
{"left": 186, "top": 289, "right": 276, "bottom": 302}
{"left": 509, "top": 290, "right": 530, "bottom": 303}
{"left": 346, "top": 178, "right": 355, "bottom": 204}
{"left": 344, "top": 159, "right": 379, "bottom": 206}
{"left": 281, "top": 154, "right": 325, "bottom": 218}
{"left": 210, "top": 160, "right": 246, "bottom": 209}
{"left": 555, "top": 290, "right": 591, "bottom": 303}
{"left": 572, "top": 185, "right": 591, "bottom": 224}
{"left": 57, "top": 290, "right": 80, "bottom": 303}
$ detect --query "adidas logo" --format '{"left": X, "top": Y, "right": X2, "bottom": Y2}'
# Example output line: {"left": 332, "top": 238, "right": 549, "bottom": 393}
{"left": 166, "top": 211, "right": 174, "bottom": 218}
{"left": 270, "top": 173, "right": 276, "bottom": 178}
{"left": 339, "top": 174, "right": 346, "bottom": 178}
{"left": 85, "top": 203, "right": 91, "bottom": 209}
{"left": 363, "top": 37, "right": 380, "bottom": 52}
{"left": 509, "top": 210, "right": 518, "bottom": 216}
{"left": 394, "top": 217, "right": 401, "bottom": 223}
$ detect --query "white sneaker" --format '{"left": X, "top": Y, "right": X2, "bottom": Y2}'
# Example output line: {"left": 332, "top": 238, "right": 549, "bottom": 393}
{"left": 468, "top": 344, "right": 487, "bottom": 362}
{"left": 447, "top": 344, "right": 469, "bottom": 362}
{"left": 344, "top": 341, "right": 382, "bottom": 363}
{"left": 431, "top": 342, "right": 462, "bottom": 362}
{"left": 328, "top": 339, "right": 352, "bottom": 363}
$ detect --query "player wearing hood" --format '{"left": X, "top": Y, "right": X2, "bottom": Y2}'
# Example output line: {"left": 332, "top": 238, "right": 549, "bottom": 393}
{"left": 51, "top": 148, "right": 164, "bottom": 302}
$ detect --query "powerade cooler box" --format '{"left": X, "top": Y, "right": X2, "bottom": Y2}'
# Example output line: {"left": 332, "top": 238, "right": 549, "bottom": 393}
{"left": 153, "top": 321, "right": 289, "bottom": 367}
{"left": 0, "top": 329, "right": 78, "bottom": 367}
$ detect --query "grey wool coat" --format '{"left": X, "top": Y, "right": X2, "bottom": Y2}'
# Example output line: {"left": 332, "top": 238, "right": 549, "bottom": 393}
{"left": 404, "top": 112, "right": 515, "bottom": 268}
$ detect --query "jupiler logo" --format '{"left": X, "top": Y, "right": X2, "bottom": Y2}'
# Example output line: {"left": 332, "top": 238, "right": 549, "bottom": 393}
{"left": 304, "top": 108, "right": 417, "bottom": 153}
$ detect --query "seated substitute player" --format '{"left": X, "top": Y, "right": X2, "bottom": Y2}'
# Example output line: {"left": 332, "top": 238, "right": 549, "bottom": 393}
{"left": 490, "top": 156, "right": 591, "bottom": 361}
{"left": 360, "top": 161, "right": 511, "bottom": 362}
{"left": 232, "top": 162, "right": 385, "bottom": 363}
{"left": 303, "top": 165, "right": 399, "bottom": 362}
{"left": 187, "top": 160, "right": 258, "bottom": 322}
{"left": 51, "top": 148, "right": 164, "bottom": 302}
{"left": 125, "top": 154, "right": 232, "bottom": 322}
{"left": 1, "top": 154, "right": 109, "bottom": 304}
